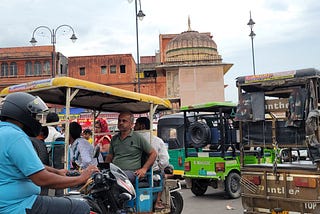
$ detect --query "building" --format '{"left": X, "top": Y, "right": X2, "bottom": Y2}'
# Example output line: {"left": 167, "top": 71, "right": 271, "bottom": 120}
{"left": 0, "top": 18, "right": 232, "bottom": 109}
{"left": 0, "top": 45, "right": 69, "bottom": 89}
{"left": 154, "top": 18, "right": 233, "bottom": 106}
{"left": 68, "top": 54, "right": 137, "bottom": 91}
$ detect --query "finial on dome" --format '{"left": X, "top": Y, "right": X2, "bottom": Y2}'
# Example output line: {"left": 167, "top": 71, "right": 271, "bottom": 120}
{"left": 188, "top": 15, "right": 192, "bottom": 31}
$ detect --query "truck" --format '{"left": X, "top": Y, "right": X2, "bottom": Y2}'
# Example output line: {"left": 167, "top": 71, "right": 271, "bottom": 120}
{"left": 236, "top": 68, "right": 320, "bottom": 214}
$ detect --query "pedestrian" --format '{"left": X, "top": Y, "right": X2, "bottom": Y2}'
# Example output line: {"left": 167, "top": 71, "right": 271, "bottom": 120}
{"left": 94, "top": 118, "right": 112, "bottom": 160}
{"left": 82, "top": 128, "right": 93, "bottom": 144}
{"left": 69, "top": 122, "right": 97, "bottom": 170}
{"left": 44, "top": 112, "right": 63, "bottom": 142}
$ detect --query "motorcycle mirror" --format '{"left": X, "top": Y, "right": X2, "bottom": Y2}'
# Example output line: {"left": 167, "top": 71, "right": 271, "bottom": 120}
{"left": 93, "top": 146, "right": 101, "bottom": 159}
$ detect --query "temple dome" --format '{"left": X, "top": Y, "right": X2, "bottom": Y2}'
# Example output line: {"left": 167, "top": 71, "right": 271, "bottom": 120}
{"left": 165, "top": 19, "right": 222, "bottom": 64}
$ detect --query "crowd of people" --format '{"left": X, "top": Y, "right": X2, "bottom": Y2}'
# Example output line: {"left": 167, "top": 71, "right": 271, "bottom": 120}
{"left": 0, "top": 91, "right": 170, "bottom": 214}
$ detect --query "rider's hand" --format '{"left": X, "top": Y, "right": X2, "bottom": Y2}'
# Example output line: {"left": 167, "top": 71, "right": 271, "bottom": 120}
{"left": 80, "top": 165, "right": 99, "bottom": 181}
{"left": 57, "top": 169, "right": 68, "bottom": 176}
{"left": 135, "top": 167, "right": 147, "bottom": 179}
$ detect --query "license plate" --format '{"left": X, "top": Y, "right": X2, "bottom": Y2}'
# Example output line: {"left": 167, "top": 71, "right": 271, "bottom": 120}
{"left": 271, "top": 211, "right": 288, "bottom": 214}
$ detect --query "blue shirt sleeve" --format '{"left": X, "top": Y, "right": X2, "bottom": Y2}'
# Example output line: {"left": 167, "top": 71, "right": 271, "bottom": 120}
{"left": 8, "top": 135, "right": 45, "bottom": 177}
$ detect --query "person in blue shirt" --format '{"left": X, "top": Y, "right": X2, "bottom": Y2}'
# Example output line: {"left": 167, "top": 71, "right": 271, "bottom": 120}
{"left": 0, "top": 92, "right": 98, "bottom": 214}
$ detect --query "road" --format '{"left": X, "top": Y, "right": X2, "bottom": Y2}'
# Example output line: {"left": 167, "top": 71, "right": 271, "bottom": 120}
{"left": 179, "top": 187, "right": 243, "bottom": 214}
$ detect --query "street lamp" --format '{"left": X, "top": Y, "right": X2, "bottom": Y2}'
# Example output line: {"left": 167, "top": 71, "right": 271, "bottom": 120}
{"left": 30, "top": 25, "right": 77, "bottom": 77}
{"left": 247, "top": 11, "right": 256, "bottom": 75}
{"left": 128, "top": 0, "right": 145, "bottom": 93}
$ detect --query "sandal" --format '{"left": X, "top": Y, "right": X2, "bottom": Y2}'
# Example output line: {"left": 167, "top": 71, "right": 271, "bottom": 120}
{"left": 154, "top": 201, "right": 165, "bottom": 210}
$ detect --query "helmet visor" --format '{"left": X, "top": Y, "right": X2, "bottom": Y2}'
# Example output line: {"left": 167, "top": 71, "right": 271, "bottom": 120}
{"left": 27, "top": 96, "right": 49, "bottom": 115}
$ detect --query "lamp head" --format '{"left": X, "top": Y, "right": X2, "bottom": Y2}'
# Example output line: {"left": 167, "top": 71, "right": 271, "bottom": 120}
{"left": 137, "top": 9, "right": 145, "bottom": 21}
{"left": 70, "top": 34, "right": 77, "bottom": 43}
{"left": 247, "top": 18, "right": 255, "bottom": 27}
{"left": 249, "top": 30, "right": 256, "bottom": 38}
{"left": 30, "top": 37, "right": 37, "bottom": 46}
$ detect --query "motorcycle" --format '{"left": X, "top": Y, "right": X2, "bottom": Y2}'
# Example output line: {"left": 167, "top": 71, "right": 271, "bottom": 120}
{"left": 68, "top": 162, "right": 135, "bottom": 213}
{"left": 68, "top": 147, "right": 183, "bottom": 213}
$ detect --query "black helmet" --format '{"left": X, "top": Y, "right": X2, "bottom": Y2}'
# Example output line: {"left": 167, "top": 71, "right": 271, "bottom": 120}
{"left": 0, "top": 92, "right": 48, "bottom": 137}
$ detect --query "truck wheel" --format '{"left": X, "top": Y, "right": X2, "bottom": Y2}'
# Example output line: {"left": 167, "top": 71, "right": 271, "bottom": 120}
{"left": 189, "top": 121, "right": 211, "bottom": 148}
{"left": 225, "top": 172, "right": 241, "bottom": 199}
{"left": 170, "top": 191, "right": 184, "bottom": 214}
{"left": 191, "top": 179, "right": 208, "bottom": 196}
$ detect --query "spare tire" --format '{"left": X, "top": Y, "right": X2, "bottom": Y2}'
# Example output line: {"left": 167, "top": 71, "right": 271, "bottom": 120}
{"left": 189, "top": 121, "right": 211, "bottom": 148}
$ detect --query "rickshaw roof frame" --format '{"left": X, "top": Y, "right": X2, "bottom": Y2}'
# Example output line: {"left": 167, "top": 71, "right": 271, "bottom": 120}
{"left": 0, "top": 77, "right": 172, "bottom": 113}
{"left": 180, "top": 101, "right": 236, "bottom": 113}
{"left": 0, "top": 77, "right": 172, "bottom": 180}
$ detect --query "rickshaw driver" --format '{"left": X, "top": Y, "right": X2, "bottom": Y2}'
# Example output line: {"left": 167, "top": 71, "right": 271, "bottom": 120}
{"left": 105, "top": 111, "right": 157, "bottom": 183}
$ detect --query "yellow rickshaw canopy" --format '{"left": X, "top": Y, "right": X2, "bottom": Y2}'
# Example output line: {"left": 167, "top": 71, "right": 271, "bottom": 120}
{"left": 0, "top": 77, "right": 172, "bottom": 113}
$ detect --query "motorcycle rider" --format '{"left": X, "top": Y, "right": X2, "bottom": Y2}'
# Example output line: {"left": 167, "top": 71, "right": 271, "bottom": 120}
{"left": 0, "top": 92, "right": 99, "bottom": 214}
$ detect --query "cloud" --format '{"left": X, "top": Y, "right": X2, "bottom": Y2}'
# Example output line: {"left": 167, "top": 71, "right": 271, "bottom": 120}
{"left": 1, "top": 0, "right": 320, "bottom": 102}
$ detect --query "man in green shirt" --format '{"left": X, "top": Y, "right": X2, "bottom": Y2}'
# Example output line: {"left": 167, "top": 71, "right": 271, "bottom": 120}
{"left": 106, "top": 112, "right": 157, "bottom": 183}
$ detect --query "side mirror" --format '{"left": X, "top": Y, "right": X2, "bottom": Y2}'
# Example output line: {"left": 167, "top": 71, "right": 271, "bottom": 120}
{"left": 164, "top": 165, "right": 174, "bottom": 174}
{"left": 93, "top": 146, "right": 101, "bottom": 158}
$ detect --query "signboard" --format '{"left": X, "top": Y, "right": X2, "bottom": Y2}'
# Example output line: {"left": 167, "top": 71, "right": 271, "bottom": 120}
{"left": 265, "top": 98, "right": 289, "bottom": 112}
{"left": 8, "top": 79, "right": 53, "bottom": 93}
{"left": 245, "top": 71, "right": 296, "bottom": 83}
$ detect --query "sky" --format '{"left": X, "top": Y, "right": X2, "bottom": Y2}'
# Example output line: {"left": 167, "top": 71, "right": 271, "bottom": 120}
{"left": 1, "top": 0, "right": 320, "bottom": 102}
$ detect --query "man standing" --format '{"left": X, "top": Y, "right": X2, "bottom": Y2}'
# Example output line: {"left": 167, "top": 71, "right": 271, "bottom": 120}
{"left": 134, "top": 117, "right": 169, "bottom": 209}
{"left": 0, "top": 92, "right": 98, "bottom": 214}
{"left": 106, "top": 112, "right": 157, "bottom": 183}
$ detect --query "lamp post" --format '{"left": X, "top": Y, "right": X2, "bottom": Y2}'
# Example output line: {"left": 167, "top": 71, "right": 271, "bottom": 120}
{"left": 247, "top": 11, "right": 256, "bottom": 75}
{"left": 128, "top": 0, "right": 145, "bottom": 93}
{"left": 30, "top": 25, "right": 77, "bottom": 77}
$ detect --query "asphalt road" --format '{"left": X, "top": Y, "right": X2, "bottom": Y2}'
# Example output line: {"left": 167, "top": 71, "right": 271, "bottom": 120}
{"left": 180, "top": 187, "right": 243, "bottom": 214}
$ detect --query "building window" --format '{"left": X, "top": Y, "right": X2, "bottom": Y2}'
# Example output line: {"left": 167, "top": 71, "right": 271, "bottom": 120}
{"left": 43, "top": 61, "right": 51, "bottom": 75}
{"left": 120, "top": 65, "right": 126, "bottom": 73}
{"left": 110, "top": 65, "right": 116, "bottom": 74}
{"left": 144, "top": 70, "right": 157, "bottom": 78}
{"left": 80, "top": 67, "right": 85, "bottom": 76}
{"left": 25, "top": 61, "right": 32, "bottom": 76}
{"left": 9, "top": 62, "right": 18, "bottom": 76}
{"left": 1, "top": 62, "right": 9, "bottom": 77}
{"left": 101, "top": 65, "right": 107, "bottom": 74}
{"left": 34, "top": 61, "right": 42, "bottom": 76}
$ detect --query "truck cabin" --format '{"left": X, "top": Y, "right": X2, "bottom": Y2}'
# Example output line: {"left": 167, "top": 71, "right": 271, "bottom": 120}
{"left": 236, "top": 68, "right": 320, "bottom": 164}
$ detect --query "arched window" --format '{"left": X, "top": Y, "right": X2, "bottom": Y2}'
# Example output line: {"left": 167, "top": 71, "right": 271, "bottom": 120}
{"left": 43, "top": 61, "right": 51, "bottom": 75}
{"left": 1, "top": 62, "right": 8, "bottom": 77}
{"left": 10, "top": 62, "right": 18, "bottom": 76}
{"left": 34, "top": 61, "right": 42, "bottom": 76}
{"left": 25, "top": 61, "right": 32, "bottom": 76}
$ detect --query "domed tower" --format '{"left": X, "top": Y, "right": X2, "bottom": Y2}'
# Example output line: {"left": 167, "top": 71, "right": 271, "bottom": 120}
{"left": 157, "top": 17, "right": 233, "bottom": 107}
{"left": 165, "top": 17, "right": 222, "bottom": 64}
